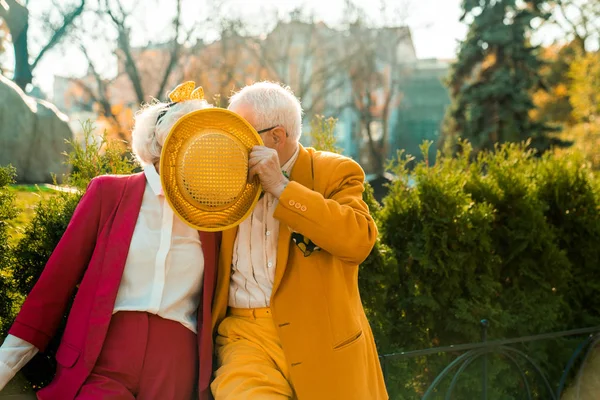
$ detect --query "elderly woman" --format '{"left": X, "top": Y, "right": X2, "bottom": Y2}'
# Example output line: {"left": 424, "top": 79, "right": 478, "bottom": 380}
{"left": 0, "top": 88, "right": 219, "bottom": 400}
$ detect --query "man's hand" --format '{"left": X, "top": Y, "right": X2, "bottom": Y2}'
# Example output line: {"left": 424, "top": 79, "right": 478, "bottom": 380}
{"left": 248, "top": 146, "right": 289, "bottom": 198}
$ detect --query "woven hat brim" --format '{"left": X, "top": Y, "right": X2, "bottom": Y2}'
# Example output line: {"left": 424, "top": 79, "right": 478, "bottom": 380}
{"left": 160, "top": 108, "right": 264, "bottom": 232}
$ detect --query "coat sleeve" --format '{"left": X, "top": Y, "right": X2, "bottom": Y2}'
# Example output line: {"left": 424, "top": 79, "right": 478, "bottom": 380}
{"left": 8, "top": 177, "right": 104, "bottom": 352}
{"left": 273, "top": 158, "right": 377, "bottom": 265}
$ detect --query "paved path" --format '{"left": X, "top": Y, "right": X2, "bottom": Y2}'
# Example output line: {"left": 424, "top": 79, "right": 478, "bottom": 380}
{"left": 561, "top": 344, "right": 600, "bottom": 400}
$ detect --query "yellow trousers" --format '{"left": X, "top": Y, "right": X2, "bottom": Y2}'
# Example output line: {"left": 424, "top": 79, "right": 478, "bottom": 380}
{"left": 211, "top": 307, "right": 296, "bottom": 400}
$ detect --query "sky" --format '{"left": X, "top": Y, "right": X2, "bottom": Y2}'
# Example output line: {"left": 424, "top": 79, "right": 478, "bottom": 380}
{"left": 5, "top": 0, "right": 574, "bottom": 97}
{"left": 11, "top": 0, "right": 468, "bottom": 97}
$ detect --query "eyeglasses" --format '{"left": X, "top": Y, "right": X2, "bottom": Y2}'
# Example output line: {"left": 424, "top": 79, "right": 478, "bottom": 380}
{"left": 257, "top": 125, "right": 289, "bottom": 137}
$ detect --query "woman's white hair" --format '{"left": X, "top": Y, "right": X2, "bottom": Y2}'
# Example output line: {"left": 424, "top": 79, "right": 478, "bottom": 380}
{"left": 131, "top": 99, "right": 212, "bottom": 166}
{"left": 228, "top": 81, "right": 303, "bottom": 141}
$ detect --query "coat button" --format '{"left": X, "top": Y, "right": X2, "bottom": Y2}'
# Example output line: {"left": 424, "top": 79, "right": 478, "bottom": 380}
{"left": 289, "top": 200, "right": 296, "bottom": 206}
{"left": 295, "top": 203, "right": 302, "bottom": 209}
{"left": 301, "top": 206, "right": 307, "bottom": 212}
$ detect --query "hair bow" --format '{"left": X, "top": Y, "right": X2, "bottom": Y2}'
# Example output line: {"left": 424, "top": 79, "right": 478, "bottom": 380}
{"left": 168, "top": 81, "right": 205, "bottom": 102}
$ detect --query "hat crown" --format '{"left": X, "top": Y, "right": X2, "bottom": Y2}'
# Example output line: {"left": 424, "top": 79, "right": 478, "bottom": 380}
{"left": 160, "top": 108, "right": 264, "bottom": 232}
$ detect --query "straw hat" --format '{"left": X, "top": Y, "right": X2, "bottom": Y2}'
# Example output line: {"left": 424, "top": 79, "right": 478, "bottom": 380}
{"left": 159, "top": 82, "right": 263, "bottom": 232}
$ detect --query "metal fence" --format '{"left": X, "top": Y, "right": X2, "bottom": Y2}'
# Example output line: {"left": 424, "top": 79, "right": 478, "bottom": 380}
{"left": 379, "top": 321, "right": 600, "bottom": 399}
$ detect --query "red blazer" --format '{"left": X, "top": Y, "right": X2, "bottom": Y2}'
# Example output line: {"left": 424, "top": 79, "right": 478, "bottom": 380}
{"left": 8, "top": 173, "right": 219, "bottom": 400}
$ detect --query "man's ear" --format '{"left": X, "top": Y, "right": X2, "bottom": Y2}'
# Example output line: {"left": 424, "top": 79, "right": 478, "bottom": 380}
{"left": 272, "top": 127, "right": 287, "bottom": 146}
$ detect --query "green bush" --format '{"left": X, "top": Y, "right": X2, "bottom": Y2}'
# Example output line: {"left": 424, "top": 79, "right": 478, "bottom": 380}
{"left": 0, "top": 166, "right": 18, "bottom": 338}
{"left": 536, "top": 153, "right": 600, "bottom": 327}
{"left": 378, "top": 141, "right": 600, "bottom": 398}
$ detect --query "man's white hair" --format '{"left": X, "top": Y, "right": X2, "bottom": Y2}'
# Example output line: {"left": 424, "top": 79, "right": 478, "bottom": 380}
{"left": 131, "top": 99, "right": 212, "bottom": 166}
{"left": 229, "top": 81, "right": 303, "bottom": 141}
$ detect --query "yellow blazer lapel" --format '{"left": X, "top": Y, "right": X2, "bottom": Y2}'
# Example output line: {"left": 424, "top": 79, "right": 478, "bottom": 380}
{"left": 271, "top": 145, "right": 314, "bottom": 298}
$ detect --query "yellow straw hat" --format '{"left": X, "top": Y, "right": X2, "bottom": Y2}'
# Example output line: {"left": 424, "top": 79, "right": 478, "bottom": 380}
{"left": 159, "top": 82, "right": 263, "bottom": 232}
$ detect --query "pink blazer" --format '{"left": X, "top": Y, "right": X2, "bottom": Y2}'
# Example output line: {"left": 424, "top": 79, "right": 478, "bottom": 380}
{"left": 8, "top": 173, "right": 219, "bottom": 400}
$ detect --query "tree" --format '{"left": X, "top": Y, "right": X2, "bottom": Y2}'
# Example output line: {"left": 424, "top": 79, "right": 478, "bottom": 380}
{"left": 344, "top": 21, "right": 409, "bottom": 175}
{"left": 544, "top": 0, "right": 600, "bottom": 54}
{"left": 187, "top": 1, "right": 412, "bottom": 176}
{"left": 70, "top": 0, "right": 196, "bottom": 138}
{"left": 255, "top": 11, "right": 351, "bottom": 117}
{"left": 0, "top": 0, "right": 85, "bottom": 89}
{"left": 441, "top": 0, "right": 562, "bottom": 154}
{"left": 330, "top": 0, "right": 412, "bottom": 176}
{"left": 559, "top": 50, "right": 600, "bottom": 169}
{"left": 184, "top": 16, "right": 267, "bottom": 107}
{"left": 531, "top": 43, "right": 578, "bottom": 126}
{"left": 532, "top": 41, "right": 600, "bottom": 169}
{"left": 569, "top": 50, "right": 600, "bottom": 122}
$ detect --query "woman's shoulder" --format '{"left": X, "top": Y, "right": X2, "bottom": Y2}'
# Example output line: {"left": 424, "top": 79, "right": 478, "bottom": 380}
{"left": 91, "top": 172, "right": 144, "bottom": 187}
{"left": 86, "top": 173, "right": 145, "bottom": 207}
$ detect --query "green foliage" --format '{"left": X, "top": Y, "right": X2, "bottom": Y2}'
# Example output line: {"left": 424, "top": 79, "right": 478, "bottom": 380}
{"left": 0, "top": 166, "right": 17, "bottom": 338}
{"left": 378, "top": 141, "right": 600, "bottom": 398}
{"left": 536, "top": 152, "right": 600, "bottom": 326}
{"left": 14, "top": 123, "right": 137, "bottom": 295}
{"left": 309, "top": 115, "right": 343, "bottom": 154}
{"left": 12, "top": 193, "right": 82, "bottom": 296}
{"left": 359, "top": 183, "right": 399, "bottom": 353}
{"left": 569, "top": 51, "right": 600, "bottom": 122}
{"left": 532, "top": 43, "right": 579, "bottom": 127}
{"left": 534, "top": 45, "right": 600, "bottom": 170}
{"left": 64, "top": 120, "right": 138, "bottom": 190}
{"left": 558, "top": 121, "right": 600, "bottom": 170}
{"left": 441, "top": 0, "right": 556, "bottom": 154}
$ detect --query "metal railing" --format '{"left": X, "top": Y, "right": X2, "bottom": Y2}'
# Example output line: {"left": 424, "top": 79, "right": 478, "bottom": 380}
{"left": 379, "top": 321, "right": 600, "bottom": 399}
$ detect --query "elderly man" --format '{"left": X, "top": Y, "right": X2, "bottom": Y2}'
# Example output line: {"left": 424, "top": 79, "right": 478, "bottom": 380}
{"left": 209, "top": 81, "right": 388, "bottom": 400}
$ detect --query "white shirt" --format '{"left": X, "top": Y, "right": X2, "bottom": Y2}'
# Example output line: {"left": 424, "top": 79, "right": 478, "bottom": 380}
{"left": 0, "top": 165, "right": 205, "bottom": 390}
{"left": 229, "top": 147, "right": 299, "bottom": 308}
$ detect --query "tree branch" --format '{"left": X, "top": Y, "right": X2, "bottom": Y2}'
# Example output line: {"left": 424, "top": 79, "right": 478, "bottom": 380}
{"left": 104, "top": 0, "right": 144, "bottom": 103}
{"left": 31, "top": 0, "right": 86, "bottom": 70}
{"left": 155, "top": 0, "right": 182, "bottom": 99}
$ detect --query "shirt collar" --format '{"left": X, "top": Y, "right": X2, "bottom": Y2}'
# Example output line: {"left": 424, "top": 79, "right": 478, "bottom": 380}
{"left": 143, "top": 164, "right": 163, "bottom": 196}
{"left": 281, "top": 145, "right": 300, "bottom": 176}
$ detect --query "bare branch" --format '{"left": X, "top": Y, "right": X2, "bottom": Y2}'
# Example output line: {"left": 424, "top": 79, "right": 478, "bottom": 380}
{"left": 103, "top": 0, "right": 144, "bottom": 103}
{"left": 155, "top": 0, "right": 182, "bottom": 100}
{"left": 31, "top": 0, "right": 86, "bottom": 70}
{"left": 74, "top": 44, "right": 126, "bottom": 138}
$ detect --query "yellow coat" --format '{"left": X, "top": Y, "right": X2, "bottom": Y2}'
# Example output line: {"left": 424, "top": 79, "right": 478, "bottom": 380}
{"left": 212, "top": 145, "right": 388, "bottom": 400}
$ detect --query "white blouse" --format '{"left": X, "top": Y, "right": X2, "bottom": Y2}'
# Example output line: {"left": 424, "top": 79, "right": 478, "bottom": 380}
{"left": 113, "top": 164, "right": 205, "bottom": 333}
{"left": 0, "top": 165, "right": 205, "bottom": 390}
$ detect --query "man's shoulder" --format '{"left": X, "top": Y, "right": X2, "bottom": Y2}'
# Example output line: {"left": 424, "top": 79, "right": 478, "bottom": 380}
{"left": 306, "top": 148, "right": 364, "bottom": 177}
{"left": 307, "top": 148, "right": 360, "bottom": 169}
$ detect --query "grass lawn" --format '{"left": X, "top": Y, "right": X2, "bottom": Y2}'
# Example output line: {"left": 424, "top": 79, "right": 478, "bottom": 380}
{"left": 7, "top": 185, "right": 58, "bottom": 245}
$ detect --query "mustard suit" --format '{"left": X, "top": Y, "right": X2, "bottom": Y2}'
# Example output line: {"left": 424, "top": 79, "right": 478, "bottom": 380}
{"left": 211, "top": 145, "right": 388, "bottom": 400}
